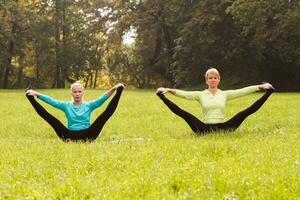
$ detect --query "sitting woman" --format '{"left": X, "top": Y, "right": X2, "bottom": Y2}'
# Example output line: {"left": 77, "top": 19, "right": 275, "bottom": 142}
{"left": 25, "top": 82, "right": 125, "bottom": 141}
{"left": 156, "top": 68, "right": 274, "bottom": 134}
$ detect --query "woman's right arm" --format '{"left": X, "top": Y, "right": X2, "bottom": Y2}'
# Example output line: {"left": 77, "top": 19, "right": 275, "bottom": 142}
{"left": 156, "top": 87, "right": 176, "bottom": 95}
{"left": 156, "top": 87, "right": 200, "bottom": 100}
{"left": 26, "top": 89, "right": 42, "bottom": 97}
{"left": 26, "top": 89, "right": 65, "bottom": 110}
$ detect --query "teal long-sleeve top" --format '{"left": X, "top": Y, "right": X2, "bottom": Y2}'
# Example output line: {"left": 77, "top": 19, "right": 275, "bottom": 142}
{"left": 38, "top": 94, "right": 109, "bottom": 131}
{"left": 175, "top": 85, "right": 260, "bottom": 124}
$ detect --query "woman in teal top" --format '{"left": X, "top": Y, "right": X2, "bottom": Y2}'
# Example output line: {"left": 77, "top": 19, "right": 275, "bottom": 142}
{"left": 156, "top": 68, "right": 274, "bottom": 134}
{"left": 25, "top": 82, "right": 125, "bottom": 141}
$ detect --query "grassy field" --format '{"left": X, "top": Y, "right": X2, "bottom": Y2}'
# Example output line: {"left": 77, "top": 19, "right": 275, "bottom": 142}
{"left": 0, "top": 89, "right": 299, "bottom": 199}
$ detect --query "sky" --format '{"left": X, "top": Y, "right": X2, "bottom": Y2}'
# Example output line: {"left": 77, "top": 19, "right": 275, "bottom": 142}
{"left": 122, "top": 27, "right": 136, "bottom": 45}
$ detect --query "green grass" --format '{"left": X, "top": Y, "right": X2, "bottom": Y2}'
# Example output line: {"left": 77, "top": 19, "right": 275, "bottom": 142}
{"left": 0, "top": 89, "right": 299, "bottom": 199}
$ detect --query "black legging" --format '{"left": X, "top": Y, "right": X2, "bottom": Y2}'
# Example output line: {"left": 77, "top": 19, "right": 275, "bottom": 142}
{"left": 26, "top": 87, "right": 123, "bottom": 141}
{"left": 157, "top": 89, "right": 273, "bottom": 134}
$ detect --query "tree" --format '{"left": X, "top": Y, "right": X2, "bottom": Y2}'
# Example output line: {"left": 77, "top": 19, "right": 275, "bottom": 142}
{"left": 227, "top": 0, "right": 300, "bottom": 90}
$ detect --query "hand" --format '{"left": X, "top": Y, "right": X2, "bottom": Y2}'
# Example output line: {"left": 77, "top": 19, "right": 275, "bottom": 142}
{"left": 259, "top": 83, "right": 274, "bottom": 90}
{"left": 114, "top": 83, "right": 126, "bottom": 89}
{"left": 156, "top": 87, "right": 169, "bottom": 94}
{"left": 25, "top": 89, "right": 38, "bottom": 96}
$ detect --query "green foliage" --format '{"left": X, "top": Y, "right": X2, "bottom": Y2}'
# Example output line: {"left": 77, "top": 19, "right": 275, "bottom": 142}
{"left": 226, "top": 0, "right": 300, "bottom": 90}
{"left": 0, "top": 0, "right": 300, "bottom": 90}
{"left": 0, "top": 89, "right": 300, "bottom": 198}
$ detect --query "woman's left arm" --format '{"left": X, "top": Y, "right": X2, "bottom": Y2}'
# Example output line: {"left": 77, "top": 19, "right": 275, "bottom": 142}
{"left": 226, "top": 83, "right": 273, "bottom": 100}
{"left": 103, "top": 83, "right": 125, "bottom": 98}
{"left": 89, "top": 83, "right": 125, "bottom": 110}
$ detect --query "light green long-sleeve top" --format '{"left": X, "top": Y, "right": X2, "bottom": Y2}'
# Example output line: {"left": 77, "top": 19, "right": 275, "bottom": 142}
{"left": 175, "top": 85, "right": 260, "bottom": 124}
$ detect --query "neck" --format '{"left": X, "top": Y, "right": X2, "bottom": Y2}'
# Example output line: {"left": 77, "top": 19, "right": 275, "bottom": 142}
{"left": 73, "top": 100, "right": 82, "bottom": 106}
{"left": 208, "top": 87, "right": 218, "bottom": 94}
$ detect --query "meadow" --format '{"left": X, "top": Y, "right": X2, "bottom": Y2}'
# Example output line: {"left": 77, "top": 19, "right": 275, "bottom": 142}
{"left": 0, "top": 89, "right": 299, "bottom": 199}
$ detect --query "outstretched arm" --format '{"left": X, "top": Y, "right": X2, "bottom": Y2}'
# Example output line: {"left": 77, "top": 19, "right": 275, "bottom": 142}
{"left": 25, "top": 89, "right": 42, "bottom": 97}
{"left": 226, "top": 82, "right": 274, "bottom": 100}
{"left": 156, "top": 87, "right": 200, "bottom": 100}
{"left": 88, "top": 83, "right": 125, "bottom": 111}
{"left": 25, "top": 89, "right": 66, "bottom": 110}
{"left": 103, "top": 83, "right": 126, "bottom": 98}
{"left": 156, "top": 87, "right": 176, "bottom": 95}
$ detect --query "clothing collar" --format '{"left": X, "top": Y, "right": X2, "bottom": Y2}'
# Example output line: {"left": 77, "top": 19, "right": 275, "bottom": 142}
{"left": 204, "top": 89, "right": 221, "bottom": 96}
{"left": 72, "top": 102, "right": 83, "bottom": 107}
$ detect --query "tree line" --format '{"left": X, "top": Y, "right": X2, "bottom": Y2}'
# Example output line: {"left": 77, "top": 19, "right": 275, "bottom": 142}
{"left": 1, "top": 0, "right": 299, "bottom": 91}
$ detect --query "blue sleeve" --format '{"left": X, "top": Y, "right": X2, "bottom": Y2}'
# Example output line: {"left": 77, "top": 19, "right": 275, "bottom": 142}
{"left": 38, "top": 94, "right": 67, "bottom": 111}
{"left": 88, "top": 95, "right": 109, "bottom": 111}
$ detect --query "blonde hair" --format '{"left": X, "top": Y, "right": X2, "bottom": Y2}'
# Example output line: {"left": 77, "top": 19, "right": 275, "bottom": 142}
{"left": 205, "top": 68, "right": 220, "bottom": 80}
{"left": 70, "top": 81, "right": 84, "bottom": 91}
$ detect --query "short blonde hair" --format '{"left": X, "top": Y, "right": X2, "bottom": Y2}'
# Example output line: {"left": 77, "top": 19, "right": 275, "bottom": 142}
{"left": 70, "top": 81, "right": 84, "bottom": 91}
{"left": 205, "top": 68, "right": 220, "bottom": 80}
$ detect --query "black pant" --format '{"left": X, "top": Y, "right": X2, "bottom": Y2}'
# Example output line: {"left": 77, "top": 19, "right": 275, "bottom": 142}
{"left": 26, "top": 87, "right": 123, "bottom": 141}
{"left": 157, "top": 89, "right": 273, "bottom": 134}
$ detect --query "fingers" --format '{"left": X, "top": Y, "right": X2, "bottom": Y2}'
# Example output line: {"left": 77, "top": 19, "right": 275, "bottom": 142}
{"left": 261, "top": 83, "right": 274, "bottom": 90}
{"left": 115, "top": 83, "right": 126, "bottom": 89}
{"left": 267, "top": 84, "right": 274, "bottom": 90}
{"left": 25, "top": 89, "right": 32, "bottom": 95}
{"left": 119, "top": 83, "right": 126, "bottom": 88}
{"left": 25, "top": 89, "right": 38, "bottom": 96}
{"left": 264, "top": 83, "right": 273, "bottom": 89}
{"left": 156, "top": 87, "right": 167, "bottom": 94}
{"left": 25, "top": 90, "right": 34, "bottom": 96}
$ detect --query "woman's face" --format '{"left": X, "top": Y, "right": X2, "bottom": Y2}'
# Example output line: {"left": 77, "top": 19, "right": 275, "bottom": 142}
{"left": 206, "top": 73, "right": 220, "bottom": 88}
{"left": 71, "top": 85, "right": 84, "bottom": 102}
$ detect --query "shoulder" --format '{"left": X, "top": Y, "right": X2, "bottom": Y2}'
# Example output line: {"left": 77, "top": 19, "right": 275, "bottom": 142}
{"left": 84, "top": 101, "right": 97, "bottom": 108}
{"left": 63, "top": 101, "right": 74, "bottom": 107}
{"left": 216, "top": 89, "right": 229, "bottom": 96}
{"left": 81, "top": 101, "right": 90, "bottom": 106}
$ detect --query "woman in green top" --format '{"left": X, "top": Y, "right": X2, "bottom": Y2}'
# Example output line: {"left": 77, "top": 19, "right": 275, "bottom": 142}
{"left": 26, "top": 82, "right": 125, "bottom": 141}
{"left": 156, "top": 68, "right": 274, "bottom": 134}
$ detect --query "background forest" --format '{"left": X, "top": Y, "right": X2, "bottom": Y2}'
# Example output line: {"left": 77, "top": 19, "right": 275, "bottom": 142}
{"left": 1, "top": 0, "right": 300, "bottom": 91}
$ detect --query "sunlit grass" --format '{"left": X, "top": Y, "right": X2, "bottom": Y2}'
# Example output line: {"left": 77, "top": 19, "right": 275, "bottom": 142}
{"left": 0, "top": 89, "right": 299, "bottom": 199}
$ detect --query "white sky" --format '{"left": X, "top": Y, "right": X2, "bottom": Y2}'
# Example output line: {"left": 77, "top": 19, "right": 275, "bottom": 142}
{"left": 122, "top": 27, "right": 136, "bottom": 45}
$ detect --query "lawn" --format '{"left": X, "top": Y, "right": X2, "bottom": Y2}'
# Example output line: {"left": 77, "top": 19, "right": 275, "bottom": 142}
{"left": 0, "top": 89, "right": 299, "bottom": 199}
